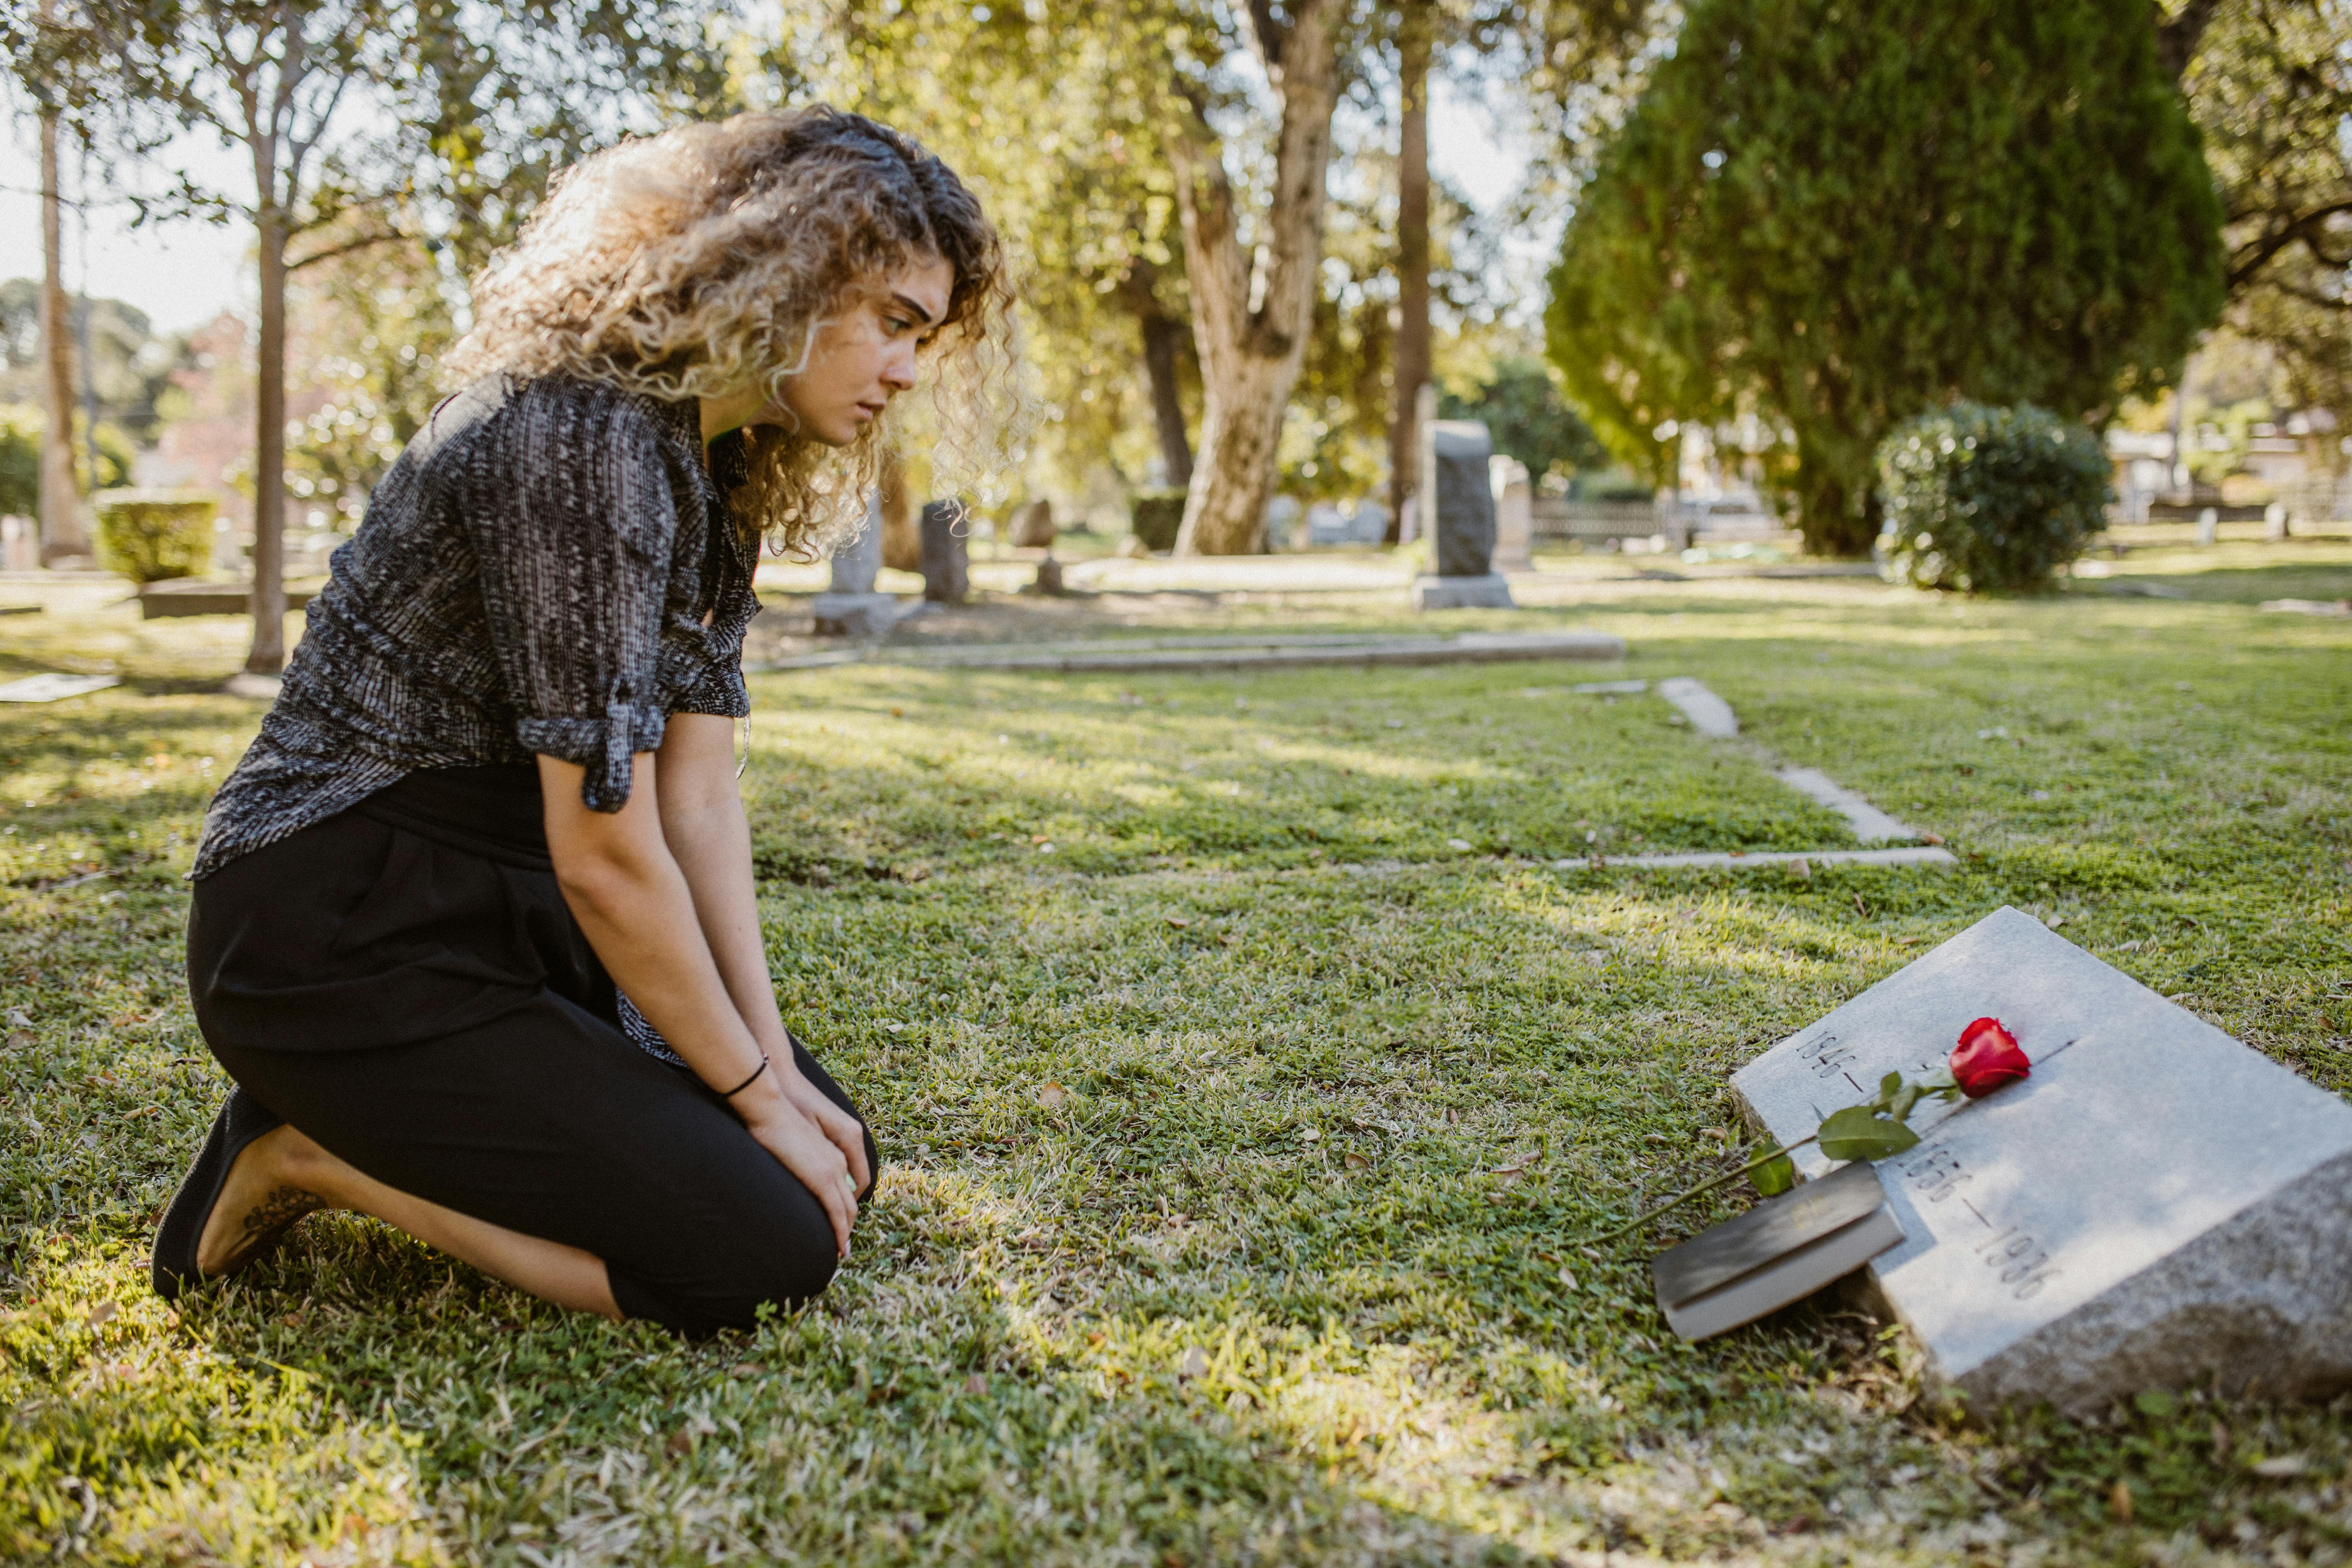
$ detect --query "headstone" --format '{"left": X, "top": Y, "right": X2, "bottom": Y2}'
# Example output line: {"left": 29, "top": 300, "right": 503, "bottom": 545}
{"left": 2195, "top": 506, "right": 2219, "bottom": 547}
{"left": 1009, "top": 498, "right": 1056, "bottom": 548}
{"left": 1349, "top": 498, "right": 1390, "bottom": 543}
{"left": 811, "top": 494, "right": 901, "bottom": 637}
{"left": 1264, "top": 494, "right": 1303, "bottom": 551}
{"left": 919, "top": 499, "right": 969, "bottom": 604}
{"left": 1491, "top": 456, "right": 1534, "bottom": 573}
{"left": 1411, "top": 419, "right": 1515, "bottom": 611}
{"left": 1305, "top": 502, "right": 1350, "bottom": 546}
{"left": 1730, "top": 906, "right": 2352, "bottom": 1415}
{"left": 2264, "top": 500, "right": 2289, "bottom": 542}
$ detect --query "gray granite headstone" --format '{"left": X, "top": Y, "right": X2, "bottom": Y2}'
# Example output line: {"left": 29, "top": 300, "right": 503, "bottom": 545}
{"left": 811, "top": 494, "right": 901, "bottom": 637}
{"left": 1730, "top": 906, "right": 2352, "bottom": 1414}
{"left": 919, "top": 499, "right": 969, "bottom": 604}
{"left": 1410, "top": 420, "right": 1516, "bottom": 610}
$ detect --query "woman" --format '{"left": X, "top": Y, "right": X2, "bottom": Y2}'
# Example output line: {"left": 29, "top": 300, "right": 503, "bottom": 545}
{"left": 152, "top": 108, "right": 1021, "bottom": 1335}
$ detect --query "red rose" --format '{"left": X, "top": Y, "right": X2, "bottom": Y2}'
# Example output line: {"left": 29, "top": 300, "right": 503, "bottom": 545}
{"left": 1950, "top": 1016, "right": 2030, "bottom": 1098}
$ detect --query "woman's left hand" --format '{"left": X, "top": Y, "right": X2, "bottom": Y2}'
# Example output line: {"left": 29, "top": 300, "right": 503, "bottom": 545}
{"left": 777, "top": 1060, "right": 873, "bottom": 1197}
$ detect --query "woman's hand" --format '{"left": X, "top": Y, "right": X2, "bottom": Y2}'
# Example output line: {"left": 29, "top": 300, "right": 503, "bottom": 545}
{"left": 736, "top": 1081, "right": 858, "bottom": 1258}
{"left": 776, "top": 1059, "right": 874, "bottom": 1197}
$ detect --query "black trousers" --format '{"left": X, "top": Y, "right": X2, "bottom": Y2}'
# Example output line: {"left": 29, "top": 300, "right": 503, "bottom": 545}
{"left": 187, "top": 795, "right": 875, "bottom": 1336}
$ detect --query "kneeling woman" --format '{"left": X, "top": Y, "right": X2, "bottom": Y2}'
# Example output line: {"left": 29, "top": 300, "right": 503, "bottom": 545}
{"left": 154, "top": 109, "right": 1018, "bottom": 1334}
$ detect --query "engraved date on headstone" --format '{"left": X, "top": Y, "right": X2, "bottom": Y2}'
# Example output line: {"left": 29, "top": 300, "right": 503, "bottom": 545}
{"left": 1893, "top": 1146, "right": 2060, "bottom": 1301}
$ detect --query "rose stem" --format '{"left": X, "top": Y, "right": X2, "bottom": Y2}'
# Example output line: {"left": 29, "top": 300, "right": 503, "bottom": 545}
{"left": 1589, "top": 1135, "right": 1821, "bottom": 1246}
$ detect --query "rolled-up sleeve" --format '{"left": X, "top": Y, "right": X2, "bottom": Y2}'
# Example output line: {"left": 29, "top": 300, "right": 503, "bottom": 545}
{"left": 465, "top": 384, "right": 677, "bottom": 812}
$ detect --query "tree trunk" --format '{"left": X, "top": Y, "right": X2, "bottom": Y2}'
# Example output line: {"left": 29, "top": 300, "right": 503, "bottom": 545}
{"left": 1120, "top": 257, "right": 1194, "bottom": 488}
{"left": 248, "top": 212, "right": 289, "bottom": 673}
{"left": 37, "top": 111, "right": 86, "bottom": 564}
{"left": 1387, "top": 3, "right": 1434, "bottom": 544}
{"left": 1140, "top": 309, "right": 1195, "bottom": 489}
{"left": 1166, "top": 0, "right": 1344, "bottom": 555}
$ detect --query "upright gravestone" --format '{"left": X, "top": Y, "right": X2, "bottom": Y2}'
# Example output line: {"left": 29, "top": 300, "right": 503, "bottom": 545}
{"left": 810, "top": 494, "right": 901, "bottom": 638}
{"left": 1491, "top": 455, "right": 1534, "bottom": 573}
{"left": 1731, "top": 906, "right": 2352, "bottom": 1414}
{"left": 1410, "top": 420, "right": 1516, "bottom": 611}
{"left": 919, "top": 499, "right": 969, "bottom": 605}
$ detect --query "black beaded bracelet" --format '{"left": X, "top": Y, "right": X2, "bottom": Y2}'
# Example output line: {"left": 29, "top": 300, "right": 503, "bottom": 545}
{"left": 720, "top": 1054, "right": 771, "bottom": 1098}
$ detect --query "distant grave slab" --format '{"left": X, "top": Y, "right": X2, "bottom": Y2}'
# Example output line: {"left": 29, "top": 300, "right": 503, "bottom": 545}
{"left": 1730, "top": 906, "right": 2352, "bottom": 1415}
{"left": 139, "top": 580, "right": 320, "bottom": 619}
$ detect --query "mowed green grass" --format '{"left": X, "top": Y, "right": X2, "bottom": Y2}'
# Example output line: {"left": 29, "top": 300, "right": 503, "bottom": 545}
{"left": 4, "top": 556, "right": 2351, "bottom": 1565}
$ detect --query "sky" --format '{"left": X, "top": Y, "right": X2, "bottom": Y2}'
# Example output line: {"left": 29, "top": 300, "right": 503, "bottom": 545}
{"left": 0, "top": 119, "right": 254, "bottom": 333}
{"left": 0, "top": 86, "right": 1532, "bottom": 339}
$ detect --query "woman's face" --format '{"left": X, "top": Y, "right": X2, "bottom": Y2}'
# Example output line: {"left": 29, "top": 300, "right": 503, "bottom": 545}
{"left": 702, "top": 256, "right": 955, "bottom": 448}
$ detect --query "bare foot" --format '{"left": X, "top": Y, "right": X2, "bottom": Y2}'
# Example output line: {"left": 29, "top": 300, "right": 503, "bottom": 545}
{"left": 194, "top": 1123, "right": 334, "bottom": 1278}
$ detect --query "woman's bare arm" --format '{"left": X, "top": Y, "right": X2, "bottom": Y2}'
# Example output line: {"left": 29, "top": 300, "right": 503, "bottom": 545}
{"left": 650, "top": 713, "right": 872, "bottom": 1193}
{"left": 539, "top": 749, "right": 857, "bottom": 1255}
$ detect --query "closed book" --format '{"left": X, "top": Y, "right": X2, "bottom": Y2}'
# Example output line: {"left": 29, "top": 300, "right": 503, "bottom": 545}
{"left": 1652, "top": 1161, "right": 1906, "bottom": 1342}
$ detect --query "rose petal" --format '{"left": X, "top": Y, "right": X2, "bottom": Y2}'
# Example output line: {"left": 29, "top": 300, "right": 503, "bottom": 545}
{"left": 1950, "top": 1016, "right": 2031, "bottom": 1098}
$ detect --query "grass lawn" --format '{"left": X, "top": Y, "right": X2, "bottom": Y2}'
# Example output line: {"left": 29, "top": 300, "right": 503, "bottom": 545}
{"left": 4, "top": 546, "right": 2351, "bottom": 1565}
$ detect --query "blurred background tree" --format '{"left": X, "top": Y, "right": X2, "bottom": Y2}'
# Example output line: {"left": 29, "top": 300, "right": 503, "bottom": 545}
{"left": 1546, "top": 0, "right": 2225, "bottom": 554}
{"left": 14, "top": 0, "right": 731, "bottom": 671}
{"left": 2174, "top": 0, "right": 2352, "bottom": 429}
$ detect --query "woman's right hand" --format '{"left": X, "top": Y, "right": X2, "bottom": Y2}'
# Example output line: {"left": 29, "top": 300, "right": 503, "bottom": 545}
{"left": 738, "top": 1088, "right": 857, "bottom": 1258}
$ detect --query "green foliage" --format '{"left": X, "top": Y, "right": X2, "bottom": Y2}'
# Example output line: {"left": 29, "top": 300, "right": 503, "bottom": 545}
{"left": 0, "top": 282, "right": 187, "bottom": 447}
{"left": 285, "top": 233, "right": 457, "bottom": 527}
{"left": 1440, "top": 357, "right": 1611, "bottom": 486}
{"left": 0, "top": 402, "right": 132, "bottom": 516}
{"left": 2182, "top": 0, "right": 2352, "bottom": 420}
{"left": 1749, "top": 1152, "right": 1796, "bottom": 1195}
{"left": 1129, "top": 489, "right": 1186, "bottom": 552}
{"left": 0, "top": 404, "right": 36, "bottom": 518}
{"left": 1546, "top": 0, "right": 2224, "bottom": 554}
{"left": 91, "top": 489, "right": 218, "bottom": 583}
{"left": 1878, "top": 402, "right": 2111, "bottom": 594}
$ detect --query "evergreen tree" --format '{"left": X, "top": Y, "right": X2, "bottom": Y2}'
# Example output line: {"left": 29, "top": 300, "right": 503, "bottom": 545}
{"left": 1545, "top": 0, "right": 2224, "bottom": 553}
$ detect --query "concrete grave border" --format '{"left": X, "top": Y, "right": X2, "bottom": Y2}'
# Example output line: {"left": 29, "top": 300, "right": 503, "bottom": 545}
{"left": 1552, "top": 677, "right": 1956, "bottom": 873}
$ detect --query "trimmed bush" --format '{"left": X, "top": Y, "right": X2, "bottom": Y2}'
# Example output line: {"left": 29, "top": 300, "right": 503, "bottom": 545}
{"left": 1876, "top": 404, "right": 2109, "bottom": 594}
{"left": 1129, "top": 489, "right": 1186, "bottom": 553}
{"left": 93, "top": 489, "right": 218, "bottom": 583}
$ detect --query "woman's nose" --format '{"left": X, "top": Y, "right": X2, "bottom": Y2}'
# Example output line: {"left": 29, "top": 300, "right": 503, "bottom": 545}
{"left": 881, "top": 343, "right": 919, "bottom": 392}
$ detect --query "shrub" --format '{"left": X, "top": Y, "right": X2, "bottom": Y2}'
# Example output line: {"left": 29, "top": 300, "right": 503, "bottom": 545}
{"left": 0, "top": 405, "right": 37, "bottom": 518}
{"left": 1876, "top": 404, "right": 2109, "bottom": 594}
{"left": 1129, "top": 489, "right": 1186, "bottom": 553}
{"left": 93, "top": 489, "right": 219, "bottom": 583}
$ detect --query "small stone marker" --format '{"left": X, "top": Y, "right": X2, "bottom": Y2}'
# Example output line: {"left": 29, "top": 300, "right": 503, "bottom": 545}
{"left": 1490, "top": 455, "right": 1534, "bottom": 573}
{"left": 811, "top": 496, "right": 902, "bottom": 637}
{"left": 1411, "top": 420, "right": 1516, "bottom": 611}
{"left": 0, "top": 672, "right": 119, "bottom": 703}
{"left": 1732, "top": 906, "right": 2352, "bottom": 1414}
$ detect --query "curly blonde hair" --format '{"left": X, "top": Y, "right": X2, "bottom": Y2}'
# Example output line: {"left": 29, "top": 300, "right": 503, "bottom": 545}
{"left": 443, "top": 106, "right": 1029, "bottom": 559}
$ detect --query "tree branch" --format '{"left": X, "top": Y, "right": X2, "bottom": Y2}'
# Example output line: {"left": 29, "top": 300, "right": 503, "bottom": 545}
{"left": 2228, "top": 199, "right": 2352, "bottom": 292}
{"left": 2157, "top": 0, "right": 2224, "bottom": 80}
{"left": 1245, "top": 0, "right": 1287, "bottom": 73}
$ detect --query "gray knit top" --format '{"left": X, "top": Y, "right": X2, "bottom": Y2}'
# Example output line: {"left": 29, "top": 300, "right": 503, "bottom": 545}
{"left": 192, "top": 375, "right": 760, "bottom": 881}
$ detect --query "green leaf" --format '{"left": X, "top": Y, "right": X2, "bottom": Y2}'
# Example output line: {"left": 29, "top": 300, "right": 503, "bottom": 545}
{"left": 1889, "top": 1083, "right": 1922, "bottom": 1122}
{"left": 2134, "top": 1389, "right": 2178, "bottom": 1419}
{"left": 1879, "top": 1071, "right": 1903, "bottom": 1099}
{"left": 1817, "top": 1105, "right": 1921, "bottom": 1161}
{"left": 1751, "top": 1153, "right": 1797, "bottom": 1196}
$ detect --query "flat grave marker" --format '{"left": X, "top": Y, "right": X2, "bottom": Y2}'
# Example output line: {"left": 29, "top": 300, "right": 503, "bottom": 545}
{"left": 1731, "top": 906, "right": 2352, "bottom": 1414}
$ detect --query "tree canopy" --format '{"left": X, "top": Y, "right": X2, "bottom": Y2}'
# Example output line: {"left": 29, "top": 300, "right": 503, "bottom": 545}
{"left": 1546, "top": 0, "right": 2226, "bottom": 553}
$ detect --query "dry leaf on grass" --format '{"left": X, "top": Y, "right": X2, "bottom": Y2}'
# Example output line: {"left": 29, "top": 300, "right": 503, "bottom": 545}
{"left": 1177, "top": 1347, "right": 1210, "bottom": 1379}
{"left": 1035, "top": 1082, "right": 1069, "bottom": 1110}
